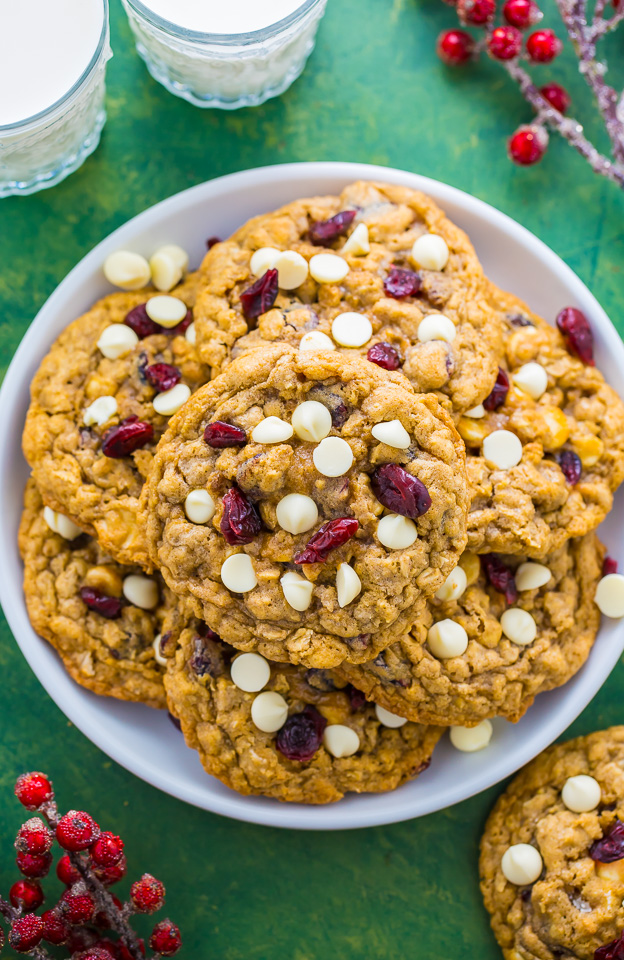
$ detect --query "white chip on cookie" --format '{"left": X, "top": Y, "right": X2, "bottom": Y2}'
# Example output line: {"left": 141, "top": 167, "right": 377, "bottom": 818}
{"left": 594, "top": 573, "right": 624, "bottom": 618}
{"left": 331, "top": 312, "right": 373, "bottom": 347}
{"left": 184, "top": 489, "right": 215, "bottom": 524}
{"left": 149, "top": 249, "right": 183, "bottom": 292}
{"left": 251, "top": 691, "right": 289, "bottom": 733}
{"left": 313, "top": 436, "right": 354, "bottom": 477}
{"left": 512, "top": 362, "right": 548, "bottom": 400}
{"left": 276, "top": 494, "right": 318, "bottom": 535}
{"left": 309, "top": 253, "right": 349, "bottom": 284}
{"left": 500, "top": 608, "right": 537, "bottom": 646}
{"left": 417, "top": 314, "right": 456, "bottom": 344}
{"left": 43, "top": 506, "right": 82, "bottom": 541}
{"left": 411, "top": 234, "right": 449, "bottom": 271}
{"left": 561, "top": 774, "right": 601, "bottom": 813}
{"left": 341, "top": 223, "right": 370, "bottom": 256}
{"left": 250, "top": 247, "right": 280, "bottom": 277}
{"left": 185, "top": 322, "right": 196, "bottom": 344}
{"left": 103, "top": 250, "right": 151, "bottom": 290}
{"left": 515, "top": 562, "right": 551, "bottom": 592}
{"left": 371, "top": 419, "right": 411, "bottom": 450}
{"left": 221, "top": 554, "right": 257, "bottom": 593}
{"left": 280, "top": 571, "right": 314, "bottom": 611}
{"left": 323, "top": 724, "right": 360, "bottom": 758}
{"left": 435, "top": 565, "right": 468, "bottom": 602}
{"left": 375, "top": 704, "right": 408, "bottom": 728}
{"left": 122, "top": 574, "right": 159, "bottom": 610}
{"left": 483, "top": 430, "right": 523, "bottom": 470}
{"left": 377, "top": 514, "right": 418, "bottom": 550}
{"left": 464, "top": 404, "right": 485, "bottom": 419}
{"left": 152, "top": 634, "right": 167, "bottom": 667}
{"left": 336, "top": 563, "right": 362, "bottom": 608}
{"left": 145, "top": 295, "right": 187, "bottom": 328}
{"left": 230, "top": 653, "right": 271, "bottom": 693}
{"left": 97, "top": 323, "right": 139, "bottom": 360}
{"left": 501, "top": 844, "right": 543, "bottom": 885}
{"left": 299, "top": 331, "right": 336, "bottom": 353}
{"left": 155, "top": 244, "right": 189, "bottom": 273}
{"left": 450, "top": 720, "right": 493, "bottom": 752}
{"left": 427, "top": 619, "right": 468, "bottom": 659}
{"left": 252, "top": 416, "right": 294, "bottom": 444}
{"left": 153, "top": 383, "right": 191, "bottom": 416}
{"left": 275, "top": 250, "right": 309, "bottom": 290}
{"left": 292, "top": 401, "right": 332, "bottom": 442}
{"left": 83, "top": 396, "right": 117, "bottom": 427}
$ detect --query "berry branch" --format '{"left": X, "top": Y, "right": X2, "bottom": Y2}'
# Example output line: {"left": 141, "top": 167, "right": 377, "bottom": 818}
{"left": 436, "top": 0, "right": 624, "bottom": 186}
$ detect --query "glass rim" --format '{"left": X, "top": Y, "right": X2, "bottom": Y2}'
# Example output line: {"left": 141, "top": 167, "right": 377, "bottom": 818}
{"left": 123, "top": 0, "right": 324, "bottom": 44}
{"left": 0, "top": 0, "right": 109, "bottom": 133}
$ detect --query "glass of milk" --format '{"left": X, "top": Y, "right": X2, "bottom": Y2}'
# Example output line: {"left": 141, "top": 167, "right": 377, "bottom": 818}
{"left": 0, "top": 0, "right": 111, "bottom": 198}
{"left": 121, "top": 0, "right": 328, "bottom": 109}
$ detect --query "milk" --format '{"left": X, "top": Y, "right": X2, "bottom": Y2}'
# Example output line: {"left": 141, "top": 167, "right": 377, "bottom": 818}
{"left": 139, "top": 0, "right": 305, "bottom": 34}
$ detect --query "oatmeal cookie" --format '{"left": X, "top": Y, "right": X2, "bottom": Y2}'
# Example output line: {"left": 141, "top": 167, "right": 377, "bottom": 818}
{"left": 339, "top": 533, "right": 603, "bottom": 726}
{"left": 22, "top": 274, "right": 209, "bottom": 567}
{"left": 194, "top": 180, "right": 503, "bottom": 412}
{"left": 140, "top": 344, "right": 469, "bottom": 668}
{"left": 20, "top": 479, "right": 170, "bottom": 708}
{"left": 459, "top": 286, "right": 624, "bottom": 557}
{"left": 164, "top": 618, "right": 443, "bottom": 804}
{"left": 480, "top": 727, "right": 624, "bottom": 960}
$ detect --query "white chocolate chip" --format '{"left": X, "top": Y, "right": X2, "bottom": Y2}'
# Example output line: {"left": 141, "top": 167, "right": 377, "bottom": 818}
{"left": 417, "top": 313, "right": 456, "bottom": 344}
{"left": 371, "top": 419, "right": 410, "bottom": 450}
{"left": 331, "top": 312, "right": 373, "bottom": 347}
{"left": 122, "top": 574, "right": 159, "bottom": 610}
{"left": 83, "top": 395, "right": 117, "bottom": 427}
{"left": 184, "top": 489, "right": 215, "bottom": 524}
{"left": 323, "top": 724, "right": 360, "bottom": 758}
{"left": 43, "top": 507, "right": 82, "bottom": 541}
{"left": 411, "top": 234, "right": 449, "bottom": 271}
{"left": 342, "top": 223, "right": 370, "bottom": 256}
{"left": 501, "top": 844, "right": 543, "bottom": 886}
{"left": 375, "top": 704, "right": 408, "bottom": 728}
{"left": 561, "top": 775, "right": 601, "bottom": 813}
{"left": 251, "top": 691, "right": 289, "bottom": 733}
{"left": 500, "top": 608, "right": 537, "bottom": 646}
{"left": 280, "top": 571, "right": 314, "bottom": 611}
{"left": 97, "top": 323, "right": 139, "bottom": 360}
{"left": 103, "top": 250, "right": 151, "bottom": 290}
{"left": 291, "top": 401, "right": 332, "bottom": 442}
{"left": 230, "top": 653, "right": 271, "bottom": 693}
{"left": 435, "top": 566, "right": 468, "bottom": 602}
{"left": 515, "top": 562, "right": 551, "bottom": 592}
{"left": 483, "top": 430, "right": 523, "bottom": 470}
{"left": 336, "top": 563, "right": 362, "bottom": 607}
{"left": 377, "top": 514, "right": 418, "bottom": 550}
{"left": 276, "top": 494, "right": 318, "bottom": 535}
{"left": 185, "top": 322, "right": 196, "bottom": 345}
{"left": 153, "top": 383, "right": 191, "bottom": 416}
{"left": 595, "top": 574, "right": 624, "bottom": 618}
{"left": 313, "top": 436, "right": 354, "bottom": 477}
{"left": 512, "top": 362, "right": 548, "bottom": 400}
{"left": 153, "top": 634, "right": 167, "bottom": 667}
{"left": 221, "top": 554, "right": 257, "bottom": 593}
{"left": 309, "top": 253, "right": 349, "bottom": 284}
{"left": 427, "top": 619, "right": 469, "bottom": 659}
{"left": 275, "top": 250, "right": 309, "bottom": 290}
{"left": 145, "top": 295, "right": 187, "bottom": 328}
{"left": 299, "top": 331, "right": 336, "bottom": 353}
{"left": 149, "top": 250, "right": 183, "bottom": 292}
{"left": 250, "top": 247, "right": 280, "bottom": 277}
{"left": 450, "top": 720, "right": 493, "bottom": 753}
{"left": 464, "top": 404, "right": 485, "bottom": 419}
{"left": 251, "top": 416, "right": 294, "bottom": 444}
{"left": 155, "top": 244, "right": 189, "bottom": 273}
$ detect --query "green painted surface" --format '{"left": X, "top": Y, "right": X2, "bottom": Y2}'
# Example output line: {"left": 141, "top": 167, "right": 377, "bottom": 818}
{"left": 1, "top": 1, "right": 624, "bottom": 956}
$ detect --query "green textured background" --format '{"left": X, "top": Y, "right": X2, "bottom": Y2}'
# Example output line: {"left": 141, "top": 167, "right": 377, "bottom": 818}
{"left": 1, "top": 1, "right": 624, "bottom": 956}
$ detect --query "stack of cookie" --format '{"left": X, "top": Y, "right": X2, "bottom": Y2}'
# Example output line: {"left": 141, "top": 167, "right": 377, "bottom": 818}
{"left": 19, "top": 180, "right": 624, "bottom": 804}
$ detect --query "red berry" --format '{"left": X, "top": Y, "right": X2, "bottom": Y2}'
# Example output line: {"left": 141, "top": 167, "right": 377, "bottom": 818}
{"left": 502, "top": 0, "right": 542, "bottom": 26}
{"left": 56, "top": 810, "right": 100, "bottom": 851}
{"left": 457, "top": 0, "right": 496, "bottom": 23}
{"left": 294, "top": 518, "right": 359, "bottom": 564}
{"left": 149, "top": 919, "right": 182, "bottom": 956}
{"left": 540, "top": 82, "right": 570, "bottom": 113}
{"left": 488, "top": 25, "right": 522, "bottom": 59}
{"left": 481, "top": 555, "right": 518, "bottom": 605}
{"left": 556, "top": 449, "right": 582, "bottom": 485}
{"left": 101, "top": 416, "right": 154, "bottom": 458}
{"left": 367, "top": 342, "right": 401, "bottom": 370}
{"left": 508, "top": 125, "right": 548, "bottom": 165}
{"left": 15, "top": 817, "right": 53, "bottom": 855}
{"left": 125, "top": 303, "right": 161, "bottom": 338}
{"left": 94, "top": 854, "right": 128, "bottom": 886}
{"left": 371, "top": 464, "right": 432, "bottom": 519}
{"left": 526, "top": 28, "right": 562, "bottom": 62}
{"left": 595, "top": 933, "right": 624, "bottom": 960}
{"left": 117, "top": 938, "right": 146, "bottom": 960}
{"left": 0, "top": 928, "right": 4, "bottom": 951}
{"left": 308, "top": 210, "right": 357, "bottom": 247}
{"left": 8, "top": 914, "right": 45, "bottom": 953}
{"left": 60, "top": 885, "right": 96, "bottom": 925}
{"left": 144, "top": 362, "right": 182, "bottom": 393}
{"left": 90, "top": 831, "right": 125, "bottom": 867}
{"left": 591, "top": 819, "right": 624, "bottom": 862}
{"left": 483, "top": 367, "right": 510, "bottom": 411}
{"left": 204, "top": 420, "right": 247, "bottom": 448}
{"left": 57, "top": 853, "right": 82, "bottom": 886}
{"left": 80, "top": 586, "right": 123, "bottom": 620}
{"left": 16, "top": 850, "right": 52, "bottom": 878}
{"left": 276, "top": 705, "right": 327, "bottom": 761}
{"left": 10, "top": 879, "right": 44, "bottom": 911}
{"left": 556, "top": 306, "right": 595, "bottom": 365}
{"left": 14, "top": 772, "right": 53, "bottom": 809}
{"left": 206, "top": 236, "right": 221, "bottom": 249}
{"left": 74, "top": 948, "right": 116, "bottom": 960}
{"left": 130, "top": 873, "right": 166, "bottom": 914}
{"left": 239, "top": 268, "right": 279, "bottom": 320}
{"left": 383, "top": 267, "right": 421, "bottom": 299}
{"left": 94, "top": 894, "right": 123, "bottom": 929}
{"left": 436, "top": 28, "right": 475, "bottom": 65}
{"left": 42, "top": 908, "right": 70, "bottom": 945}
{"left": 220, "top": 486, "right": 262, "bottom": 545}
{"left": 604, "top": 556, "right": 618, "bottom": 576}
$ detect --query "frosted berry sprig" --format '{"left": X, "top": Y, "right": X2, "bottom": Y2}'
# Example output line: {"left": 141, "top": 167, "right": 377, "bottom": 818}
{"left": 0, "top": 773, "right": 182, "bottom": 959}
{"left": 436, "top": 0, "right": 624, "bottom": 187}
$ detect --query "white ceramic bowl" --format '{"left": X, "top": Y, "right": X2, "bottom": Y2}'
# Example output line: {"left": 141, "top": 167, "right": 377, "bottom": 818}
{"left": 2, "top": 162, "right": 623, "bottom": 831}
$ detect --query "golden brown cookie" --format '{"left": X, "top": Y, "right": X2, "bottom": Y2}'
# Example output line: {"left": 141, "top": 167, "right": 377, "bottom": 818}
{"left": 22, "top": 274, "right": 209, "bottom": 567}
{"left": 194, "top": 181, "right": 503, "bottom": 412}
{"left": 480, "top": 727, "right": 624, "bottom": 960}
{"left": 338, "top": 534, "right": 604, "bottom": 726}
{"left": 140, "top": 344, "right": 469, "bottom": 668}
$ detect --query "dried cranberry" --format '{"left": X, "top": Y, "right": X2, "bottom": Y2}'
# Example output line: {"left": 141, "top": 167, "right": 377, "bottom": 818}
{"left": 508, "top": 313, "right": 534, "bottom": 327}
{"left": 383, "top": 267, "right": 421, "bottom": 299}
{"left": 556, "top": 307, "right": 595, "bottom": 365}
{"left": 169, "top": 308, "right": 194, "bottom": 336}
{"left": 294, "top": 518, "right": 359, "bottom": 564}
{"left": 367, "top": 342, "right": 401, "bottom": 370}
{"left": 347, "top": 685, "right": 367, "bottom": 711}
{"left": 79, "top": 588, "right": 122, "bottom": 620}
{"left": 604, "top": 556, "right": 618, "bottom": 576}
{"left": 591, "top": 820, "right": 624, "bottom": 863}
{"left": 371, "top": 464, "right": 431, "bottom": 519}
{"left": 204, "top": 421, "right": 247, "bottom": 448}
{"left": 124, "top": 304, "right": 161, "bottom": 338}
{"left": 206, "top": 236, "right": 221, "bottom": 249}
{"left": 275, "top": 705, "right": 327, "bottom": 761}
{"left": 308, "top": 210, "right": 357, "bottom": 246}
{"left": 481, "top": 555, "right": 518, "bottom": 605}
{"left": 101, "top": 416, "right": 154, "bottom": 458}
{"left": 220, "top": 487, "right": 262, "bottom": 545}
{"left": 556, "top": 449, "right": 582, "bottom": 485}
{"left": 168, "top": 712, "right": 182, "bottom": 731}
{"left": 483, "top": 367, "right": 510, "bottom": 411}
{"left": 240, "top": 268, "right": 278, "bottom": 320}
{"left": 144, "top": 363, "right": 181, "bottom": 393}
{"left": 596, "top": 933, "right": 624, "bottom": 960}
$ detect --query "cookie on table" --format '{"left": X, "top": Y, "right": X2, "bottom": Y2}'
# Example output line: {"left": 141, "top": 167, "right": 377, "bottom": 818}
{"left": 164, "top": 617, "right": 444, "bottom": 804}
{"left": 140, "top": 343, "right": 469, "bottom": 668}
{"left": 338, "top": 533, "right": 604, "bottom": 727}
{"left": 480, "top": 727, "right": 624, "bottom": 960}
{"left": 459, "top": 286, "right": 624, "bottom": 558}
{"left": 194, "top": 180, "right": 503, "bottom": 412}
{"left": 22, "top": 273, "right": 209, "bottom": 567}
{"left": 19, "top": 479, "right": 170, "bottom": 708}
